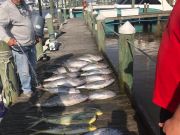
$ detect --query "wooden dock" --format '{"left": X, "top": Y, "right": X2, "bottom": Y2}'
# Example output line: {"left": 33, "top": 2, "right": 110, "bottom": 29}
{"left": 0, "top": 18, "right": 141, "bottom": 135}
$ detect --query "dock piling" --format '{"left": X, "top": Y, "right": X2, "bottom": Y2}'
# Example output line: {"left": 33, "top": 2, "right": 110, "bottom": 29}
{"left": 0, "top": 41, "right": 19, "bottom": 106}
{"left": 49, "top": 0, "right": 55, "bottom": 18}
{"left": 96, "top": 14, "right": 105, "bottom": 52}
{"left": 118, "top": 21, "right": 135, "bottom": 94}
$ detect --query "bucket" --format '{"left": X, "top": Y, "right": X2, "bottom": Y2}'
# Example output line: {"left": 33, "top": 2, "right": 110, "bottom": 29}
{"left": 32, "top": 14, "right": 45, "bottom": 37}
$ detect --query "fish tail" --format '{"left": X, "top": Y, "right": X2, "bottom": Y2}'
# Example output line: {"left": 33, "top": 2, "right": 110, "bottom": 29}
{"left": 27, "top": 117, "right": 45, "bottom": 129}
{"left": 88, "top": 115, "right": 97, "bottom": 124}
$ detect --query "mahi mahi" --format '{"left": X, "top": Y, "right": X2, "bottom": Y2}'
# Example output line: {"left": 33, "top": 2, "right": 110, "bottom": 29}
{"left": 36, "top": 93, "right": 88, "bottom": 107}
{"left": 46, "top": 107, "right": 103, "bottom": 117}
{"left": 84, "top": 128, "right": 127, "bottom": 135}
{"left": 28, "top": 111, "right": 98, "bottom": 128}
{"left": 30, "top": 124, "right": 97, "bottom": 135}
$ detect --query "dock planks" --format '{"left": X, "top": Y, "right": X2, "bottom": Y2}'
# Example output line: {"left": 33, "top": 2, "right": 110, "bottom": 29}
{"left": 0, "top": 18, "right": 139, "bottom": 135}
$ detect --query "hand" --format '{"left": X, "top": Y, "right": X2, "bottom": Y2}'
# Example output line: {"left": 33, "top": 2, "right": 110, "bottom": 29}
{"left": 159, "top": 117, "right": 180, "bottom": 135}
{"left": 7, "top": 38, "right": 16, "bottom": 46}
{"left": 35, "top": 36, "right": 42, "bottom": 44}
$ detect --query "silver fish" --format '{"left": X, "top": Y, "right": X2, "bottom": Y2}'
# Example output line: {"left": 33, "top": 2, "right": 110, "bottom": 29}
{"left": 43, "top": 78, "right": 85, "bottom": 88}
{"left": 43, "top": 72, "right": 80, "bottom": 82}
{"left": 40, "top": 86, "right": 80, "bottom": 94}
{"left": 30, "top": 124, "right": 96, "bottom": 135}
{"left": 65, "top": 60, "right": 89, "bottom": 68}
{"left": 84, "top": 128, "right": 127, "bottom": 135}
{"left": 53, "top": 67, "right": 80, "bottom": 74}
{"left": 82, "top": 74, "right": 113, "bottom": 83}
{"left": 88, "top": 90, "right": 116, "bottom": 100}
{"left": 36, "top": 93, "right": 88, "bottom": 107}
{"left": 81, "top": 68, "right": 112, "bottom": 76}
{"left": 77, "top": 54, "right": 103, "bottom": 62}
{"left": 81, "top": 63, "right": 108, "bottom": 71}
{"left": 77, "top": 79, "right": 115, "bottom": 89}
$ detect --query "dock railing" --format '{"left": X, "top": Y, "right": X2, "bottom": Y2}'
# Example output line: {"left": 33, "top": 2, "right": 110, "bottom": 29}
{"left": 84, "top": 8, "right": 170, "bottom": 95}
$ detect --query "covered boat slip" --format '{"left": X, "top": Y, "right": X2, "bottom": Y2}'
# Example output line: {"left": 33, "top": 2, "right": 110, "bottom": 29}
{"left": 0, "top": 19, "right": 141, "bottom": 135}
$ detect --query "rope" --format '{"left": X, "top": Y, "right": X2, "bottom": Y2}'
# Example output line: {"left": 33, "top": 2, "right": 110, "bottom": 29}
{"left": 101, "top": 22, "right": 120, "bottom": 37}
{"left": 127, "top": 40, "right": 156, "bottom": 63}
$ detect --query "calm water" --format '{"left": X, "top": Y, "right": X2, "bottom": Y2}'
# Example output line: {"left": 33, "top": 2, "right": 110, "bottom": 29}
{"left": 105, "top": 33, "right": 161, "bottom": 135}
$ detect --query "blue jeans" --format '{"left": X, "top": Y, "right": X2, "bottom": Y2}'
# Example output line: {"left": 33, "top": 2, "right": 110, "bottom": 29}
{"left": 12, "top": 45, "right": 36, "bottom": 94}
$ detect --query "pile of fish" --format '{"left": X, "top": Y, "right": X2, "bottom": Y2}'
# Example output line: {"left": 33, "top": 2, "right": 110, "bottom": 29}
{"left": 37, "top": 53, "right": 117, "bottom": 107}
{"left": 29, "top": 54, "right": 118, "bottom": 134}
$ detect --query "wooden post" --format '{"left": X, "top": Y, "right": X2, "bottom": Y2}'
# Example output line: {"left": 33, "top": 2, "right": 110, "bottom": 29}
{"left": 84, "top": 10, "right": 88, "bottom": 25}
{"left": 63, "top": 0, "right": 67, "bottom": 22}
{"left": 96, "top": 14, "right": 105, "bottom": 52}
{"left": 156, "top": 16, "right": 162, "bottom": 37}
{"left": 45, "top": 13, "right": 55, "bottom": 42}
{"left": 87, "top": 8, "right": 93, "bottom": 30}
{"left": 132, "top": 0, "right": 135, "bottom": 8}
{"left": 36, "top": 39, "right": 44, "bottom": 61}
{"left": 92, "top": 11, "right": 98, "bottom": 37}
{"left": 143, "top": 3, "right": 147, "bottom": 13}
{"left": 0, "top": 41, "right": 19, "bottom": 106}
{"left": 69, "top": 8, "right": 74, "bottom": 19}
{"left": 57, "top": 9, "right": 62, "bottom": 25}
{"left": 118, "top": 21, "right": 135, "bottom": 94}
{"left": 49, "top": 0, "right": 55, "bottom": 18}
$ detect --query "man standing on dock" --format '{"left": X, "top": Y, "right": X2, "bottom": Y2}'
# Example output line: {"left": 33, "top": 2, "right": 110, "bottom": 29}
{"left": 153, "top": 0, "right": 180, "bottom": 135}
{"left": 0, "top": 0, "right": 37, "bottom": 98}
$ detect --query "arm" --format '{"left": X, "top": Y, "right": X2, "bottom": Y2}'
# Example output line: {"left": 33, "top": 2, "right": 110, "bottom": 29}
{"left": 0, "top": 7, "right": 11, "bottom": 43}
{"left": 0, "top": 6, "right": 16, "bottom": 46}
{"left": 160, "top": 105, "right": 180, "bottom": 135}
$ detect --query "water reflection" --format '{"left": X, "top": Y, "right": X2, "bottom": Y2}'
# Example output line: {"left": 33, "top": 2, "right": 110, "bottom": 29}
{"left": 105, "top": 33, "right": 161, "bottom": 135}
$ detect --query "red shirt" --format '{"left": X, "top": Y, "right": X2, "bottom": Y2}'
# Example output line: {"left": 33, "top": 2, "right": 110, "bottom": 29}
{"left": 153, "top": 1, "right": 180, "bottom": 113}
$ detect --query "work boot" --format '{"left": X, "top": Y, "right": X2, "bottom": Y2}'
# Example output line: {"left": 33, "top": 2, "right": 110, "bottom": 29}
{"left": 18, "top": 91, "right": 33, "bottom": 102}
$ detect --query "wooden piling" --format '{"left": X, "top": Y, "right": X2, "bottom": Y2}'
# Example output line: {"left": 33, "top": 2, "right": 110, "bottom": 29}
{"left": 96, "top": 15, "right": 105, "bottom": 52}
{"left": 92, "top": 11, "right": 98, "bottom": 37}
{"left": 118, "top": 22, "right": 135, "bottom": 94}
{"left": 49, "top": 0, "right": 55, "bottom": 18}
{"left": 35, "top": 39, "right": 44, "bottom": 61}
{"left": 0, "top": 41, "right": 19, "bottom": 106}
{"left": 45, "top": 13, "right": 55, "bottom": 42}
{"left": 156, "top": 16, "right": 162, "bottom": 37}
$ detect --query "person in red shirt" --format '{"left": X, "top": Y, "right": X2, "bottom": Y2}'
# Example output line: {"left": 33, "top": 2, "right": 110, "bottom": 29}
{"left": 159, "top": 105, "right": 180, "bottom": 135}
{"left": 153, "top": 0, "right": 180, "bottom": 135}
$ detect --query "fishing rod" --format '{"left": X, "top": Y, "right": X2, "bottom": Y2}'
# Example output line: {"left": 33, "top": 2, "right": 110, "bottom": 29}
{"left": 16, "top": 42, "right": 39, "bottom": 86}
